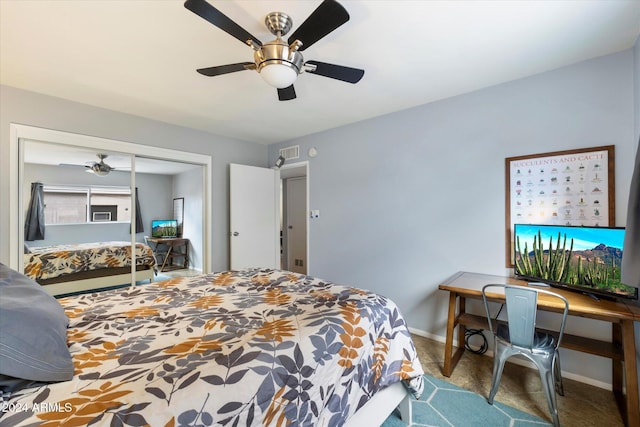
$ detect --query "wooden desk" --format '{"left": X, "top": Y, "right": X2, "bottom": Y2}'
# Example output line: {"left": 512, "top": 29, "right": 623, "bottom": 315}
{"left": 439, "top": 271, "right": 639, "bottom": 427}
{"left": 145, "top": 237, "right": 189, "bottom": 272}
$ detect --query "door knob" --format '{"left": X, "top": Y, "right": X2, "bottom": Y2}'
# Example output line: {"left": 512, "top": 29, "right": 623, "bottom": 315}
{"left": 232, "top": 231, "right": 239, "bottom": 236}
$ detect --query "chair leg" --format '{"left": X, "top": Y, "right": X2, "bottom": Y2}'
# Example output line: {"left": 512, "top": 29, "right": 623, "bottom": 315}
{"left": 537, "top": 358, "right": 561, "bottom": 427}
{"left": 553, "top": 352, "right": 564, "bottom": 396}
{"left": 487, "top": 349, "right": 507, "bottom": 405}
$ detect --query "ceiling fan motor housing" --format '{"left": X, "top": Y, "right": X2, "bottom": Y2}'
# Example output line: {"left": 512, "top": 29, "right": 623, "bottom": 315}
{"left": 254, "top": 39, "right": 303, "bottom": 74}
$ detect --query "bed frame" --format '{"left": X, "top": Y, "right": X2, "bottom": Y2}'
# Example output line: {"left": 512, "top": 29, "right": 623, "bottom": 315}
{"left": 345, "top": 381, "right": 411, "bottom": 426}
{"left": 40, "top": 266, "right": 155, "bottom": 296}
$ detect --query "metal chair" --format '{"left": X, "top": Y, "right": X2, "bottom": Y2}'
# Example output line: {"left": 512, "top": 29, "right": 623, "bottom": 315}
{"left": 481, "top": 284, "right": 569, "bottom": 427}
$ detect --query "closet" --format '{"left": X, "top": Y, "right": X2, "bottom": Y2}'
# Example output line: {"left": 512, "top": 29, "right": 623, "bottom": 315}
{"left": 9, "top": 124, "right": 212, "bottom": 288}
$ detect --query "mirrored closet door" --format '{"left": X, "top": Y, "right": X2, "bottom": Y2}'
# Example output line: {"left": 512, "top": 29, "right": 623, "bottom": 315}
{"left": 13, "top": 126, "right": 211, "bottom": 296}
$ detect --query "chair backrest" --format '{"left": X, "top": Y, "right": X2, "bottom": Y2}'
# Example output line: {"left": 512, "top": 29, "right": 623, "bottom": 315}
{"left": 482, "top": 284, "right": 570, "bottom": 350}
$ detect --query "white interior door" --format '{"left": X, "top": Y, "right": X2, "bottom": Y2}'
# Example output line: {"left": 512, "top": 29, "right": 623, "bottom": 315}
{"left": 230, "top": 163, "right": 279, "bottom": 270}
{"left": 285, "top": 177, "right": 307, "bottom": 274}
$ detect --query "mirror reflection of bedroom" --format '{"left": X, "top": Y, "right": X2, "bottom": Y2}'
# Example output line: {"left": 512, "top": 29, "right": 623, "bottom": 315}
{"left": 21, "top": 139, "right": 205, "bottom": 296}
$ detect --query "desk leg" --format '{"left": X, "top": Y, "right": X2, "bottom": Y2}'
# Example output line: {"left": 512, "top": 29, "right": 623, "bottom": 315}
{"left": 183, "top": 243, "right": 189, "bottom": 269}
{"left": 443, "top": 292, "right": 457, "bottom": 376}
{"left": 621, "top": 320, "right": 640, "bottom": 427}
{"left": 613, "top": 324, "right": 624, "bottom": 402}
{"left": 160, "top": 245, "right": 173, "bottom": 272}
{"left": 443, "top": 292, "right": 466, "bottom": 377}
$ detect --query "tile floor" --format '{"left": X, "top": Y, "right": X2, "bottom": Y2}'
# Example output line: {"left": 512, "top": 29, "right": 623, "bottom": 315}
{"left": 411, "top": 334, "right": 624, "bottom": 427}
{"left": 156, "top": 268, "right": 202, "bottom": 280}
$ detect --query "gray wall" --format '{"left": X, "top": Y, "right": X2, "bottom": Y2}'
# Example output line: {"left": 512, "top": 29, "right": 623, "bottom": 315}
{"left": 0, "top": 85, "right": 268, "bottom": 270}
{"left": 22, "top": 162, "right": 172, "bottom": 247}
{"left": 173, "top": 167, "right": 204, "bottom": 271}
{"left": 269, "top": 48, "right": 637, "bottom": 387}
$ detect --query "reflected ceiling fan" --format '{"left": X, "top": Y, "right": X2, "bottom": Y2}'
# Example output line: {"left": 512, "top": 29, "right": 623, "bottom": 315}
{"left": 86, "top": 154, "right": 115, "bottom": 176}
{"left": 184, "top": 0, "right": 365, "bottom": 101}
{"left": 60, "top": 154, "right": 116, "bottom": 177}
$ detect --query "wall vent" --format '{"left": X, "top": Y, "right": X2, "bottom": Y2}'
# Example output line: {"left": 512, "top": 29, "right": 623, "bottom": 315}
{"left": 279, "top": 145, "right": 300, "bottom": 160}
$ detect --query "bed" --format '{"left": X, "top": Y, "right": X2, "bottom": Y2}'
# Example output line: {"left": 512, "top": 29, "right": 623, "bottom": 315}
{"left": 23, "top": 241, "right": 156, "bottom": 296}
{"left": 0, "top": 266, "right": 424, "bottom": 426}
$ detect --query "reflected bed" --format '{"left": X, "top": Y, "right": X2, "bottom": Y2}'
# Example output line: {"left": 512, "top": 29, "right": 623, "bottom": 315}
{"left": 23, "top": 241, "right": 156, "bottom": 295}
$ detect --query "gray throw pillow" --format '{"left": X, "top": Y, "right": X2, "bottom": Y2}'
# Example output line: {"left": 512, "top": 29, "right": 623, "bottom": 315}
{"left": 0, "top": 263, "right": 73, "bottom": 389}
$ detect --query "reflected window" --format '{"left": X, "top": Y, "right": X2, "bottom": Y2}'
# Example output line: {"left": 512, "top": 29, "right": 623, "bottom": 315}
{"left": 43, "top": 185, "right": 131, "bottom": 224}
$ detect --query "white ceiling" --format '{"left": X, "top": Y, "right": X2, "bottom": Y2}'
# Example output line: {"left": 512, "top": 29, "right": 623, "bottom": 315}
{"left": 1, "top": 1, "right": 639, "bottom": 145}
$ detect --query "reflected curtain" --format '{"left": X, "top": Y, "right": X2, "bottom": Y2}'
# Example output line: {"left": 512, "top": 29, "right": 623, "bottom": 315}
{"left": 130, "top": 187, "right": 144, "bottom": 234}
{"left": 622, "top": 140, "right": 640, "bottom": 287}
{"left": 24, "top": 182, "right": 45, "bottom": 241}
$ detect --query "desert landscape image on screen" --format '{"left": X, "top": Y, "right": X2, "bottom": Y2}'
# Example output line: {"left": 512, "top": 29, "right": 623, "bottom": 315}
{"left": 514, "top": 224, "right": 636, "bottom": 299}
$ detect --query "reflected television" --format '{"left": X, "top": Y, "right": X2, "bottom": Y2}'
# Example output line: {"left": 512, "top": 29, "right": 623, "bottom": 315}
{"left": 513, "top": 223, "right": 637, "bottom": 300}
{"left": 151, "top": 219, "right": 178, "bottom": 238}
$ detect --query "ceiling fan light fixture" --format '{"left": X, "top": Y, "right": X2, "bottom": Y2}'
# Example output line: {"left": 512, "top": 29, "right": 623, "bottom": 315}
{"left": 259, "top": 62, "right": 298, "bottom": 88}
{"left": 254, "top": 36, "right": 303, "bottom": 89}
{"left": 92, "top": 169, "right": 110, "bottom": 177}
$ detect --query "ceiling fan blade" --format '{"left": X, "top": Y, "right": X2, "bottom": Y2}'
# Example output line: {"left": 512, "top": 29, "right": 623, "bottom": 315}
{"left": 197, "top": 62, "right": 255, "bottom": 77}
{"left": 287, "top": 0, "right": 349, "bottom": 51}
{"left": 305, "top": 61, "right": 364, "bottom": 83}
{"left": 58, "top": 163, "right": 87, "bottom": 169}
{"left": 278, "top": 85, "right": 296, "bottom": 101}
{"left": 184, "top": 0, "right": 262, "bottom": 47}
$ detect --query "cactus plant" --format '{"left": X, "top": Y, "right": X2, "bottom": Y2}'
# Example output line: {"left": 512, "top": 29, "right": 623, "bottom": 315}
{"left": 515, "top": 231, "right": 572, "bottom": 282}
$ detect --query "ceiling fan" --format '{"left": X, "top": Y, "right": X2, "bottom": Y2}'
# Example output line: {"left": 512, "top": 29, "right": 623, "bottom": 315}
{"left": 85, "top": 154, "right": 115, "bottom": 176}
{"left": 184, "top": 0, "right": 365, "bottom": 101}
{"left": 59, "top": 154, "right": 116, "bottom": 176}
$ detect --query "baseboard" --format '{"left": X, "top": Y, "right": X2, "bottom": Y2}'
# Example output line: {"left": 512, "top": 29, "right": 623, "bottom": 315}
{"left": 408, "top": 327, "right": 613, "bottom": 391}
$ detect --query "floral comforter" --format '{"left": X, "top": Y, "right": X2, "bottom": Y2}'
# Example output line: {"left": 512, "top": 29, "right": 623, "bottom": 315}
{"left": 1, "top": 268, "right": 424, "bottom": 427}
{"left": 23, "top": 241, "right": 156, "bottom": 282}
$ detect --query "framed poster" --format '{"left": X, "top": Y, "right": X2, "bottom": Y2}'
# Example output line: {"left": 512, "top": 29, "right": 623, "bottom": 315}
{"left": 505, "top": 145, "right": 615, "bottom": 266}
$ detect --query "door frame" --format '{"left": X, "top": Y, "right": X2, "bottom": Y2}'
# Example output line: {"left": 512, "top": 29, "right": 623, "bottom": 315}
{"left": 278, "top": 161, "right": 310, "bottom": 274}
{"left": 9, "top": 124, "right": 213, "bottom": 274}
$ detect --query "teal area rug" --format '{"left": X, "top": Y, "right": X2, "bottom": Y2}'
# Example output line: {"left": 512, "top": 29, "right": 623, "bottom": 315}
{"left": 154, "top": 272, "right": 172, "bottom": 282}
{"left": 382, "top": 374, "right": 550, "bottom": 427}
